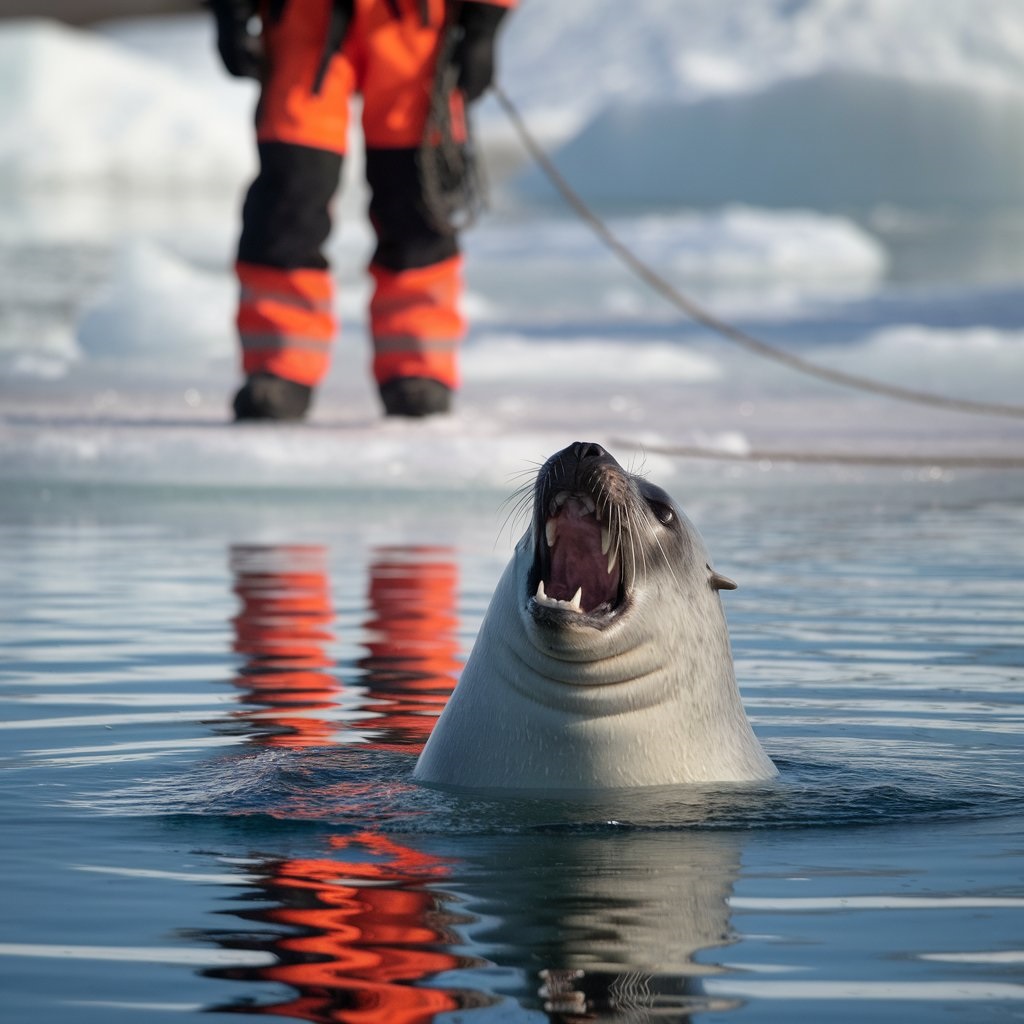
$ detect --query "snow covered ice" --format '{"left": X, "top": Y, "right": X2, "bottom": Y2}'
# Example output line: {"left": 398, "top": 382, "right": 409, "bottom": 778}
{"left": 1, "top": 2, "right": 1024, "bottom": 490}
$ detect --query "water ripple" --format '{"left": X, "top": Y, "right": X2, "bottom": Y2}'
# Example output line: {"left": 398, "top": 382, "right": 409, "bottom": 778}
{"left": 74, "top": 745, "right": 1024, "bottom": 835}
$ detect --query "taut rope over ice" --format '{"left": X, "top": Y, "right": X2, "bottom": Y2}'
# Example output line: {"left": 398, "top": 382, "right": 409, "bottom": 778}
{"left": 492, "top": 84, "right": 1024, "bottom": 424}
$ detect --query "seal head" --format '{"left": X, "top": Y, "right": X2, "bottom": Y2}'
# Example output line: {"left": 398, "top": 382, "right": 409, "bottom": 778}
{"left": 414, "top": 441, "right": 776, "bottom": 790}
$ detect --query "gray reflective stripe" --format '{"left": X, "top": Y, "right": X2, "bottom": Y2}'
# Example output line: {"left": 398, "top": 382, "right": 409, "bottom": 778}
{"left": 240, "top": 332, "right": 333, "bottom": 353}
{"left": 373, "top": 335, "right": 461, "bottom": 354}
{"left": 239, "top": 287, "right": 334, "bottom": 315}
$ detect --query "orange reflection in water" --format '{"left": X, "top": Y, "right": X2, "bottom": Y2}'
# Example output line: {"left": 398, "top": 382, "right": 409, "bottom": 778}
{"left": 206, "top": 832, "right": 481, "bottom": 1024}
{"left": 230, "top": 545, "right": 340, "bottom": 748}
{"left": 228, "top": 544, "right": 460, "bottom": 752}
{"left": 212, "top": 544, "right": 476, "bottom": 1022}
{"left": 359, "top": 547, "right": 461, "bottom": 752}
{"left": 206, "top": 829, "right": 487, "bottom": 1024}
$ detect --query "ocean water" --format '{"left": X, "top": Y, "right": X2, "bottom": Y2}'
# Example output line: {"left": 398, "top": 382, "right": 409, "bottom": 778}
{"left": 2, "top": 473, "right": 1023, "bottom": 1024}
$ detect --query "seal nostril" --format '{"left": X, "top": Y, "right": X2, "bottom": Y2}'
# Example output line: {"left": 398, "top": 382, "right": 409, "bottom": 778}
{"left": 573, "top": 441, "right": 606, "bottom": 461}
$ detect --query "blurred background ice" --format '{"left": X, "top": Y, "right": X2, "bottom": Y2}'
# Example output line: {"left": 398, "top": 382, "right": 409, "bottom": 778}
{"left": 1, "top": 0, "right": 1023, "bottom": 489}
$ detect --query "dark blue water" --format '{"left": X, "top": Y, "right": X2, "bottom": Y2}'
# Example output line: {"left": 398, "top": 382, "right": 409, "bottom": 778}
{"left": 2, "top": 474, "right": 1023, "bottom": 1023}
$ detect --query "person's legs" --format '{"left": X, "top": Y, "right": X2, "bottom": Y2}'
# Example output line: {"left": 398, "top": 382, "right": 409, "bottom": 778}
{"left": 233, "top": 0, "right": 354, "bottom": 420}
{"left": 366, "top": 148, "right": 464, "bottom": 412}
{"left": 358, "top": 0, "right": 465, "bottom": 415}
{"left": 234, "top": 144, "right": 342, "bottom": 418}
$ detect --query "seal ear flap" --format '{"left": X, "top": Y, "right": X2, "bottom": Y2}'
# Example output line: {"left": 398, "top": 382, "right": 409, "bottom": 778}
{"left": 708, "top": 565, "right": 738, "bottom": 591}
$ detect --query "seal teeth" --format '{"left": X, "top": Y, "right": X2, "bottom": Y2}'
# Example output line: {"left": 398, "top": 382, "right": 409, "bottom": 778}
{"left": 534, "top": 579, "right": 585, "bottom": 613}
{"left": 545, "top": 518, "right": 558, "bottom": 549}
{"left": 601, "top": 526, "right": 619, "bottom": 574}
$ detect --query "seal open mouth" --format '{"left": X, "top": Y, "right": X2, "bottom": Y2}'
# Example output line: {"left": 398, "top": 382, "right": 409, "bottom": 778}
{"left": 529, "top": 442, "right": 627, "bottom": 620}
{"left": 535, "top": 491, "right": 622, "bottom": 614}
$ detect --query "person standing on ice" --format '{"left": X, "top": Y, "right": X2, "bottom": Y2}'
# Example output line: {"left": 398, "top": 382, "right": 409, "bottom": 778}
{"left": 208, "top": 0, "right": 514, "bottom": 420}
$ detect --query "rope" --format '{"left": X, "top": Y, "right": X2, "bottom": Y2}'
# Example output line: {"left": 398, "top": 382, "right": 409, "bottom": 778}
{"left": 492, "top": 84, "right": 1024, "bottom": 422}
{"left": 418, "top": 21, "right": 488, "bottom": 236}
{"left": 610, "top": 439, "right": 1024, "bottom": 470}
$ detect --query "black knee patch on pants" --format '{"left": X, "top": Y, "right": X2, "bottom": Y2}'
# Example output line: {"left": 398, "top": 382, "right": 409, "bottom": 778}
{"left": 239, "top": 142, "right": 343, "bottom": 270}
{"left": 366, "top": 147, "right": 459, "bottom": 271}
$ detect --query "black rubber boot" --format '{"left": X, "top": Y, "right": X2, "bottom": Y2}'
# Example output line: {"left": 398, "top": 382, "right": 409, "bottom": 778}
{"left": 233, "top": 372, "right": 313, "bottom": 421}
{"left": 378, "top": 377, "right": 453, "bottom": 417}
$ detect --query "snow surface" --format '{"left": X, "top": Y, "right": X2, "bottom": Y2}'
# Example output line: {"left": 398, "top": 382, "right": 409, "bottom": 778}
{"left": 1, "top": 8, "right": 1024, "bottom": 492}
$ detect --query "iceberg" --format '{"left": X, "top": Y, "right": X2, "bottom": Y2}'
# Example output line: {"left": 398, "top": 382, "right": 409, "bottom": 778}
{"left": 516, "top": 71, "right": 1024, "bottom": 209}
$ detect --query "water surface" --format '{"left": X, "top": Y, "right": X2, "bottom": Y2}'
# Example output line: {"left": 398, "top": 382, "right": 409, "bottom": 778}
{"left": 2, "top": 474, "right": 1023, "bottom": 1023}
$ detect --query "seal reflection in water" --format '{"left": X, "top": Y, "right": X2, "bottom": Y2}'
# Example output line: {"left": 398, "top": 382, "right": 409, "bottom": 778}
{"left": 415, "top": 441, "right": 777, "bottom": 790}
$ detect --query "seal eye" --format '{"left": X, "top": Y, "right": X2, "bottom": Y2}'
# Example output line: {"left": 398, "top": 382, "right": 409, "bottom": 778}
{"left": 648, "top": 500, "right": 674, "bottom": 526}
{"left": 642, "top": 484, "right": 677, "bottom": 526}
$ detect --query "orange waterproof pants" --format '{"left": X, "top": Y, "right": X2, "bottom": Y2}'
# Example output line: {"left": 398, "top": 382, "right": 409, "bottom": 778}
{"left": 236, "top": 0, "right": 468, "bottom": 389}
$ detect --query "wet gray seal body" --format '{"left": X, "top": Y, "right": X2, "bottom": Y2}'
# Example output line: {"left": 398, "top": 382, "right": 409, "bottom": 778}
{"left": 415, "top": 441, "right": 776, "bottom": 790}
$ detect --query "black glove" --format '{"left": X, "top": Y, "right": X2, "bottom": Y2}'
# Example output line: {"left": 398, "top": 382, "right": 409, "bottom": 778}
{"left": 452, "top": 3, "right": 508, "bottom": 102}
{"left": 207, "top": 0, "right": 264, "bottom": 80}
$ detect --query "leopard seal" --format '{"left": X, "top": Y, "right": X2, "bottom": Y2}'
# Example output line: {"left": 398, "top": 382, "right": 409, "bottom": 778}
{"left": 414, "top": 441, "right": 776, "bottom": 790}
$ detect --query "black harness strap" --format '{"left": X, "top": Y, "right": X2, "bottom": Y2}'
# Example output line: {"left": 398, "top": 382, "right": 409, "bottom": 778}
{"left": 383, "top": 0, "right": 432, "bottom": 26}
{"left": 313, "top": 0, "right": 355, "bottom": 93}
